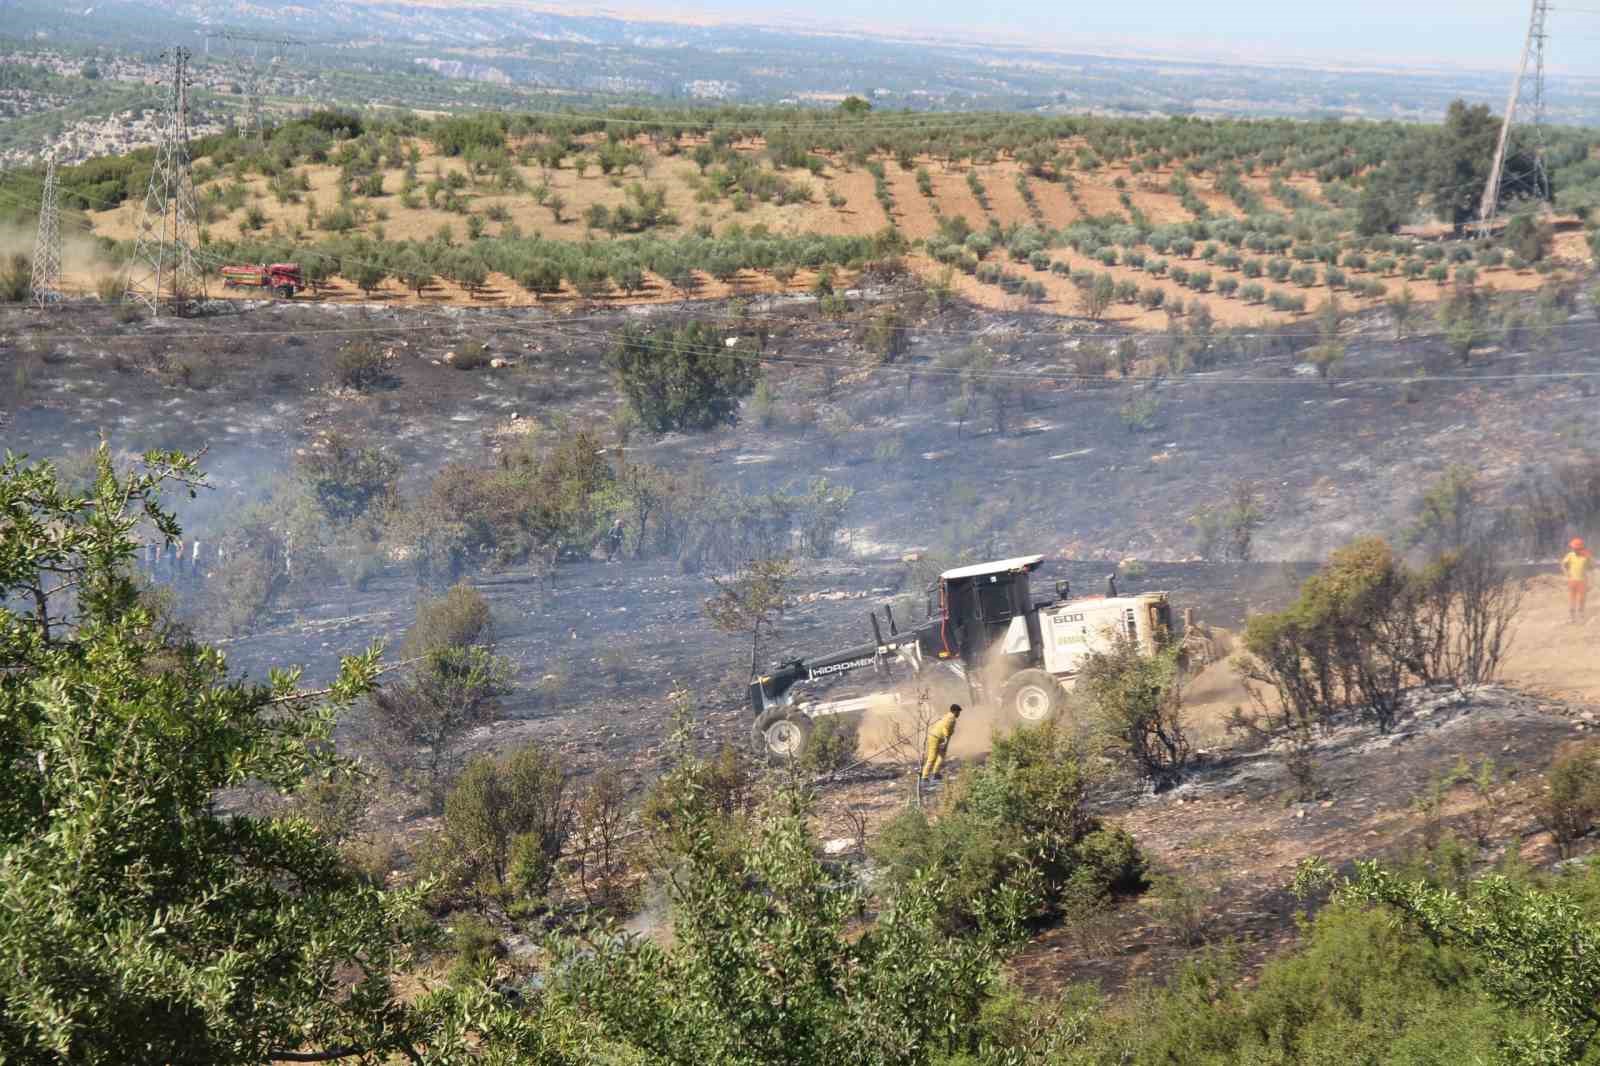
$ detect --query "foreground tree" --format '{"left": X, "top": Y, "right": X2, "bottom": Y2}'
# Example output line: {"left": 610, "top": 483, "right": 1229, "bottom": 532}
{"left": 0, "top": 448, "right": 447, "bottom": 1064}
{"left": 10, "top": 447, "right": 965, "bottom": 1063}
{"left": 1307, "top": 860, "right": 1600, "bottom": 1065}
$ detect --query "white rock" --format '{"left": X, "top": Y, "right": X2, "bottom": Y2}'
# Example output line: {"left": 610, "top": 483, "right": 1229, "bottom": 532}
{"left": 822, "top": 837, "right": 854, "bottom": 855}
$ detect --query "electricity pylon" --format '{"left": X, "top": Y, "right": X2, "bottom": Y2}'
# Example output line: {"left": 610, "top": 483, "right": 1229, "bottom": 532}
{"left": 28, "top": 155, "right": 62, "bottom": 308}
{"left": 124, "top": 47, "right": 205, "bottom": 316}
{"left": 204, "top": 30, "right": 305, "bottom": 140}
{"left": 1478, "top": 0, "right": 1551, "bottom": 235}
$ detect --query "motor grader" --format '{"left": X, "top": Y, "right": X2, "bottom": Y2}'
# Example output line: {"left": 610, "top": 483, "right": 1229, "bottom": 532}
{"left": 748, "top": 554, "right": 1188, "bottom": 761}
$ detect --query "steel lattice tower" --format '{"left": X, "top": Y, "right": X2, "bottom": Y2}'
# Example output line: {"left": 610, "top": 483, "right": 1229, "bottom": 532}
{"left": 28, "top": 155, "right": 62, "bottom": 308}
{"left": 237, "top": 41, "right": 265, "bottom": 140}
{"left": 1478, "top": 0, "right": 1552, "bottom": 235}
{"left": 205, "top": 31, "right": 305, "bottom": 141}
{"left": 125, "top": 48, "right": 205, "bottom": 316}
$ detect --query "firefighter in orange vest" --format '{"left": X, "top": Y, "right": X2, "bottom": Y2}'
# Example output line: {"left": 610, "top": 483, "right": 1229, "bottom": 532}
{"left": 1562, "top": 538, "right": 1593, "bottom": 623}
{"left": 921, "top": 703, "right": 962, "bottom": 782}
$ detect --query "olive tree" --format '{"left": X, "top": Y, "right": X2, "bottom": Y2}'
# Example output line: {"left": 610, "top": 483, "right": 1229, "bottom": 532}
{"left": 0, "top": 448, "right": 437, "bottom": 1065}
{"left": 606, "top": 321, "right": 761, "bottom": 433}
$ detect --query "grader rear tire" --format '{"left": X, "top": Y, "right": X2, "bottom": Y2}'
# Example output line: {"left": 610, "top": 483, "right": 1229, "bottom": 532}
{"left": 1000, "top": 668, "right": 1067, "bottom": 728}
{"left": 752, "top": 709, "right": 814, "bottom": 763}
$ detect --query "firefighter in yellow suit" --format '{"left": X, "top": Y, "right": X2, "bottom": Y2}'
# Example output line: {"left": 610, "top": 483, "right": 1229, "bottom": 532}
{"left": 922, "top": 704, "right": 962, "bottom": 782}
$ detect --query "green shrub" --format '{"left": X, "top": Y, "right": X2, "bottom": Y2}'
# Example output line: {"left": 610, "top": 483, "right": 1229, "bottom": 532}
{"left": 371, "top": 586, "right": 509, "bottom": 802}
{"left": 340, "top": 539, "right": 385, "bottom": 590}
{"left": 423, "top": 743, "right": 574, "bottom": 910}
{"left": 0, "top": 252, "right": 30, "bottom": 302}
{"left": 444, "top": 913, "right": 504, "bottom": 985}
{"left": 1079, "top": 638, "right": 1189, "bottom": 790}
{"left": 801, "top": 714, "right": 861, "bottom": 775}
{"left": 432, "top": 114, "right": 507, "bottom": 157}
{"left": 406, "top": 581, "right": 492, "bottom": 655}
{"left": 872, "top": 722, "right": 1145, "bottom": 942}
{"left": 1034, "top": 904, "right": 1516, "bottom": 1063}
{"left": 295, "top": 431, "right": 398, "bottom": 524}
{"left": 1148, "top": 870, "right": 1214, "bottom": 946}
{"left": 749, "top": 375, "right": 778, "bottom": 428}
{"left": 1539, "top": 745, "right": 1600, "bottom": 857}
{"left": 606, "top": 321, "right": 760, "bottom": 432}
{"left": 451, "top": 340, "right": 492, "bottom": 370}
{"left": 334, "top": 340, "right": 390, "bottom": 390}
{"left": 206, "top": 512, "right": 289, "bottom": 636}
{"left": 642, "top": 742, "right": 757, "bottom": 843}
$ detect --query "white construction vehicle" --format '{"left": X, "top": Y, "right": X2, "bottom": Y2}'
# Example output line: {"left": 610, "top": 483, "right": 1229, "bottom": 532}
{"left": 748, "top": 554, "right": 1178, "bottom": 760}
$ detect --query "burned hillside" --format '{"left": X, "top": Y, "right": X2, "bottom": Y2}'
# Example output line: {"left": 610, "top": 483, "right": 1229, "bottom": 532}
{"left": 13, "top": 267, "right": 1600, "bottom": 1063}
{"left": 7, "top": 281, "right": 1600, "bottom": 569}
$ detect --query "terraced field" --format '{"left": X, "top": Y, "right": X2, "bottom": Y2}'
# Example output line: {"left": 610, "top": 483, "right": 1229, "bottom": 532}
{"left": 37, "top": 112, "right": 1591, "bottom": 329}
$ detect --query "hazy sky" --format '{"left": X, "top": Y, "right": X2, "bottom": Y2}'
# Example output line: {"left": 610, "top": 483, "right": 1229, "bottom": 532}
{"left": 672, "top": 0, "right": 1555, "bottom": 70}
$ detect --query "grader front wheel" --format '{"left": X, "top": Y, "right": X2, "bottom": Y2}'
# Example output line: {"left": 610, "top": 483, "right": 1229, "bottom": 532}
{"left": 753, "top": 709, "right": 814, "bottom": 763}
{"left": 1000, "top": 668, "right": 1066, "bottom": 727}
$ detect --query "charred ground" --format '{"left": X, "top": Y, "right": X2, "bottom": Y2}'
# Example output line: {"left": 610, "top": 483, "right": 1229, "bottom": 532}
{"left": 8, "top": 283, "right": 1600, "bottom": 560}
{"left": 8, "top": 285, "right": 1600, "bottom": 995}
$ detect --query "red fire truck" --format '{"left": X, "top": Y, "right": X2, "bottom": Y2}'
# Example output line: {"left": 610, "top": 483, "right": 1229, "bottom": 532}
{"left": 221, "top": 262, "right": 303, "bottom": 298}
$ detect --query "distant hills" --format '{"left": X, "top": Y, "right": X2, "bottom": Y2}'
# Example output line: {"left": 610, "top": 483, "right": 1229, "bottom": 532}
{"left": 5, "top": 0, "right": 1600, "bottom": 124}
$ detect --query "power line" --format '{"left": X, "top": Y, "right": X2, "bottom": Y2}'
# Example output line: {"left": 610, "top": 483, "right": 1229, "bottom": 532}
{"left": 8, "top": 302, "right": 1597, "bottom": 391}
{"left": 511, "top": 315, "right": 1600, "bottom": 388}
{"left": 203, "top": 30, "right": 309, "bottom": 142}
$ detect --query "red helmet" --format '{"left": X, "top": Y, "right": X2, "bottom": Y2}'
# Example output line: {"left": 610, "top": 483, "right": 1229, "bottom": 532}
{"left": 1574, "top": 538, "right": 1587, "bottom": 551}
